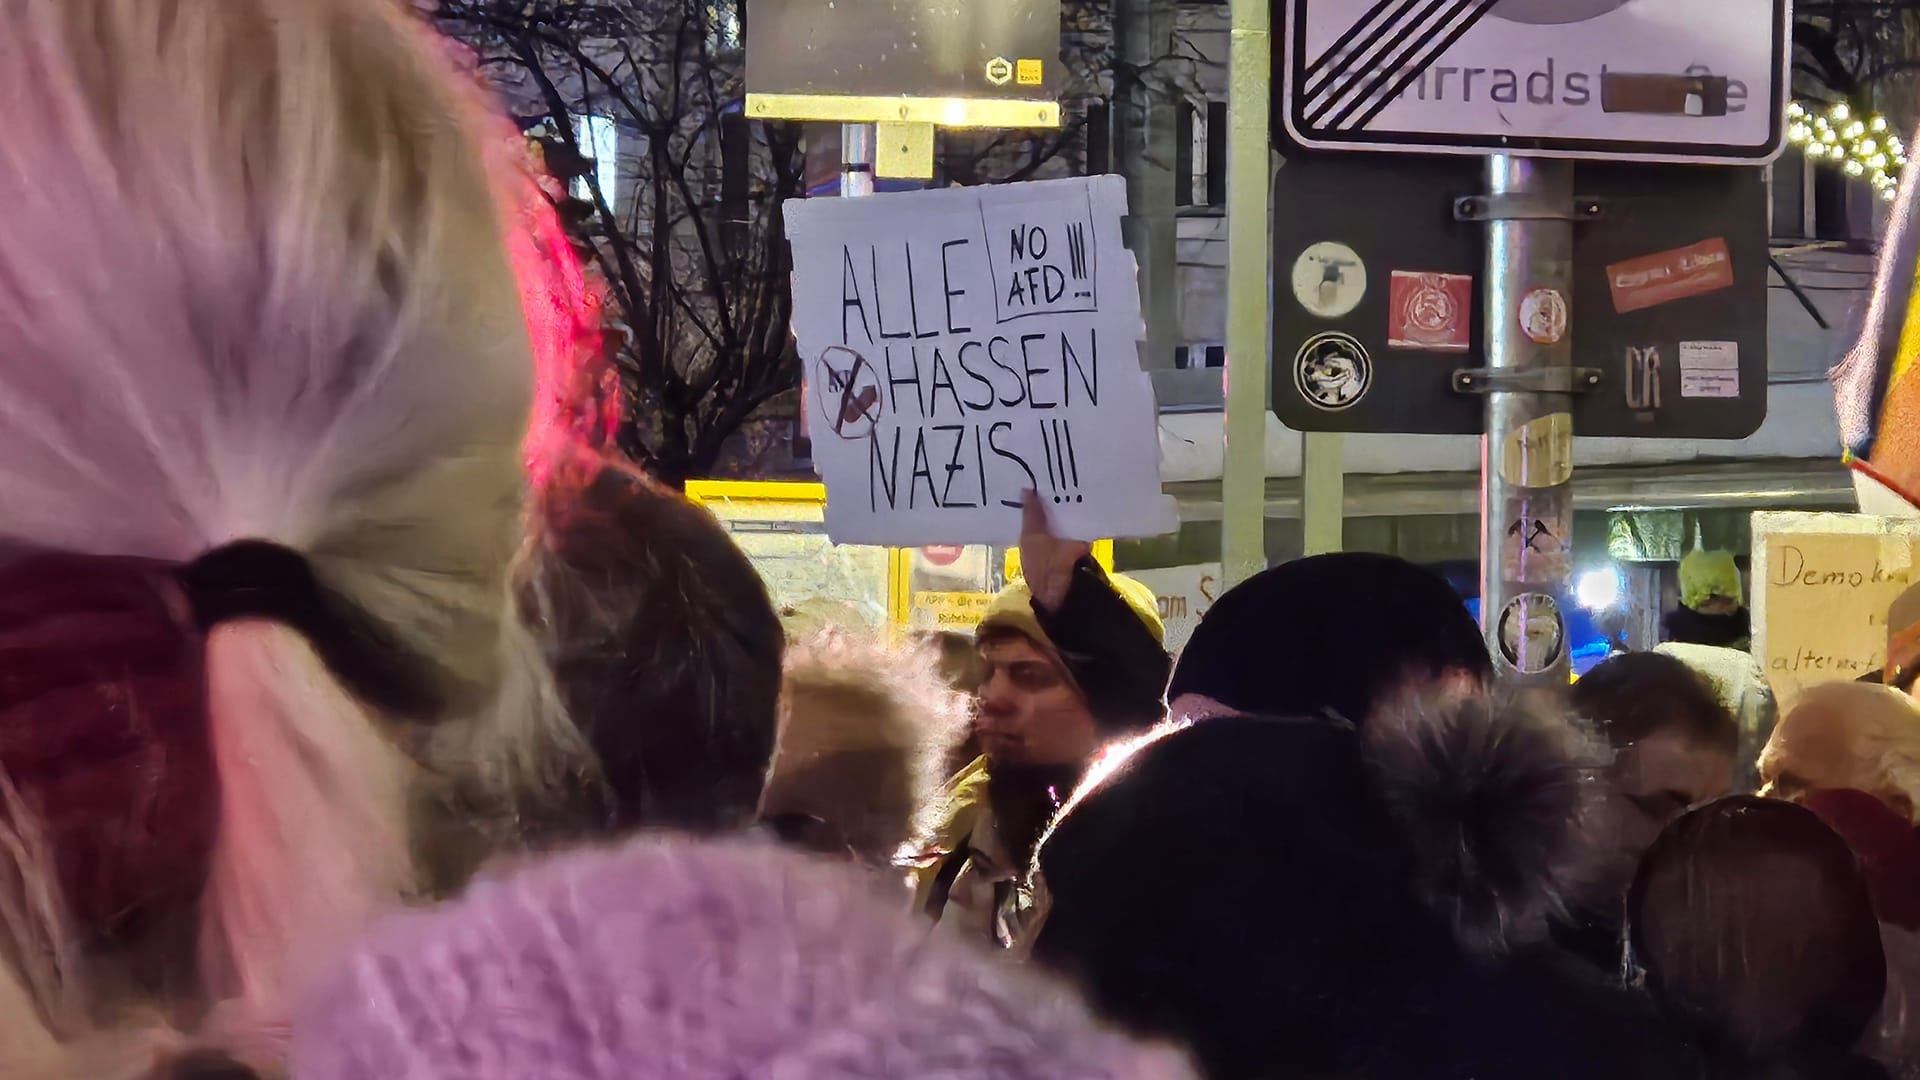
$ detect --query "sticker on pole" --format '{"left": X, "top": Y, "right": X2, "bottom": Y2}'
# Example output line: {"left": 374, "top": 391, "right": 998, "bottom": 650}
{"left": 1519, "top": 288, "right": 1569, "bottom": 345}
{"left": 1294, "top": 332, "right": 1372, "bottom": 410}
{"left": 783, "top": 175, "right": 1176, "bottom": 546}
{"left": 1497, "top": 592, "right": 1566, "bottom": 674}
{"left": 1500, "top": 413, "right": 1573, "bottom": 488}
{"left": 1290, "top": 242, "right": 1367, "bottom": 319}
{"left": 1501, "top": 499, "right": 1571, "bottom": 586}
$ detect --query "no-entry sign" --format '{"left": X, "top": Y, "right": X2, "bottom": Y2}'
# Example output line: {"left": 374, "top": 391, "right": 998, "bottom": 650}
{"left": 1279, "top": 0, "right": 1790, "bottom": 162}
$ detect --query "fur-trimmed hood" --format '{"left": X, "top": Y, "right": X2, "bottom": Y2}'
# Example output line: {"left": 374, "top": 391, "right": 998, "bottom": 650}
{"left": 761, "top": 631, "right": 968, "bottom": 864}
{"left": 1362, "top": 687, "right": 1602, "bottom": 955}
{"left": 1031, "top": 692, "right": 1633, "bottom": 1080}
{"left": 1064, "top": 687, "right": 1600, "bottom": 957}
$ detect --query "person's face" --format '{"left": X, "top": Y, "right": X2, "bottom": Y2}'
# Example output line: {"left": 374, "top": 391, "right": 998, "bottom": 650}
{"left": 1694, "top": 595, "right": 1740, "bottom": 616}
{"left": 975, "top": 635, "right": 1100, "bottom": 769}
{"left": 1593, "top": 730, "right": 1736, "bottom": 896}
{"left": 1760, "top": 704, "right": 1916, "bottom": 818}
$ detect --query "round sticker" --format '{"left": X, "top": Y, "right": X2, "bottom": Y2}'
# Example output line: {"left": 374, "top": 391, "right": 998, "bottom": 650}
{"left": 920, "top": 544, "right": 964, "bottom": 567}
{"left": 1403, "top": 276, "right": 1460, "bottom": 337}
{"left": 1519, "top": 288, "right": 1568, "bottom": 345}
{"left": 1496, "top": 592, "right": 1565, "bottom": 674}
{"left": 1290, "top": 242, "right": 1367, "bottom": 319}
{"left": 1294, "top": 332, "right": 1372, "bottom": 411}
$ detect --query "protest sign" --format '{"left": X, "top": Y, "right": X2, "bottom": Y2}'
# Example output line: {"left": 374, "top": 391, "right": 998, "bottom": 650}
{"left": 908, "top": 590, "right": 995, "bottom": 633}
{"left": 1752, "top": 512, "right": 1920, "bottom": 710}
{"left": 784, "top": 175, "right": 1178, "bottom": 546}
{"left": 1128, "top": 562, "right": 1220, "bottom": 654}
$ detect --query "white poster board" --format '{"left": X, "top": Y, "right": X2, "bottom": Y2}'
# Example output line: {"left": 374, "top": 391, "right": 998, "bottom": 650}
{"left": 1752, "top": 512, "right": 1920, "bottom": 711}
{"left": 785, "top": 175, "right": 1177, "bottom": 546}
{"left": 1128, "top": 563, "right": 1221, "bottom": 655}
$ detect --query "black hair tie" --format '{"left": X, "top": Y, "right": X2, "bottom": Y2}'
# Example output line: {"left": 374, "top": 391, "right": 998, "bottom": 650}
{"left": 177, "top": 539, "right": 450, "bottom": 720}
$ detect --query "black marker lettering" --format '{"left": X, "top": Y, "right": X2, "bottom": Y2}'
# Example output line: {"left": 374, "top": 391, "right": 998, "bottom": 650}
{"left": 1020, "top": 333, "right": 1056, "bottom": 409}
{"left": 869, "top": 428, "right": 902, "bottom": 510}
{"left": 955, "top": 340, "right": 997, "bottom": 411}
{"left": 987, "top": 336, "right": 1027, "bottom": 407}
{"left": 842, "top": 247, "right": 872, "bottom": 345}
{"left": 909, "top": 430, "right": 937, "bottom": 509}
{"left": 874, "top": 247, "right": 910, "bottom": 339}
{"left": 940, "top": 239, "right": 972, "bottom": 334}
{"left": 883, "top": 342, "right": 923, "bottom": 417}
{"left": 988, "top": 421, "right": 1037, "bottom": 507}
{"left": 975, "top": 423, "right": 989, "bottom": 507}
{"left": 927, "top": 348, "right": 965, "bottom": 419}
{"left": 1061, "top": 327, "right": 1098, "bottom": 406}
{"left": 904, "top": 241, "right": 936, "bottom": 339}
{"left": 931, "top": 425, "right": 976, "bottom": 508}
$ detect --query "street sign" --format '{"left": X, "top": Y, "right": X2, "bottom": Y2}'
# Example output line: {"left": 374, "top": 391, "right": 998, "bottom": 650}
{"left": 745, "top": 0, "right": 1062, "bottom": 128}
{"left": 1278, "top": 0, "right": 1789, "bottom": 163}
{"left": 1270, "top": 148, "right": 1769, "bottom": 439}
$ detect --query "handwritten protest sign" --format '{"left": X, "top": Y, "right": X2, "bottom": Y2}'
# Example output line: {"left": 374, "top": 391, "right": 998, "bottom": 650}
{"left": 1128, "top": 562, "right": 1220, "bottom": 654}
{"left": 784, "top": 175, "right": 1177, "bottom": 545}
{"left": 1752, "top": 512, "right": 1920, "bottom": 710}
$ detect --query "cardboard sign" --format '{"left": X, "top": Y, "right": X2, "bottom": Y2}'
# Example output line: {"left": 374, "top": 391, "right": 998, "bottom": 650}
{"left": 1606, "top": 238, "right": 1734, "bottom": 313}
{"left": 908, "top": 590, "right": 995, "bottom": 632}
{"left": 1752, "top": 512, "right": 1920, "bottom": 710}
{"left": 785, "top": 176, "right": 1177, "bottom": 545}
{"left": 1127, "top": 563, "right": 1221, "bottom": 654}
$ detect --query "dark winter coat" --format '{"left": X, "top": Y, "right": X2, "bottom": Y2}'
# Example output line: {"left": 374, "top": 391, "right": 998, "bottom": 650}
{"left": 1032, "top": 705, "right": 1701, "bottom": 1080}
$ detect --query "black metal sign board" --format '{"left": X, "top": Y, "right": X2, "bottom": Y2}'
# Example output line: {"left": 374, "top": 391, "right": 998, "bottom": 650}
{"left": 745, "top": 0, "right": 1062, "bottom": 124}
{"left": 1270, "top": 148, "right": 1769, "bottom": 439}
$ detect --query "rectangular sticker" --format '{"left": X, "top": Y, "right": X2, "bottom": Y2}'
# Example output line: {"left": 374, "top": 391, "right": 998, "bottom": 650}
{"left": 1606, "top": 238, "right": 1734, "bottom": 314}
{"left": 1387, "top": 271, "right": 1472, "bottom": 352}
{"left": 1679, "top": 340, "right": 1739, "bottom": 399}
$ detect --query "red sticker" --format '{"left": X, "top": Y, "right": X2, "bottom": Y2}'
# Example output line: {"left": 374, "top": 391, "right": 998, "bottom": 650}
{"left": 1388, "top": 271, "right": 1472, "bottom": 352}
{"left": 1519, "top": 288, "right": 1568, "bottom": 345}
{"left": 920, "top": 544, "right": 964, "bottom": 567}
{"left": 1606, "top": 238, "right": 1734, "bottom": 314}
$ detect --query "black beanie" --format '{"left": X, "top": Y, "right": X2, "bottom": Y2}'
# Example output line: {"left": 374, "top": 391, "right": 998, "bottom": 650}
{"left": 1168, "top": 553, "right": 1490, "bottom": 725}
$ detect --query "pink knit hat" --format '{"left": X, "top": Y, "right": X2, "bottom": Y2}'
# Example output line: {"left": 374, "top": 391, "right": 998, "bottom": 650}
{"left": 290, "top": 837, "right": 1194, "bottom": 1079}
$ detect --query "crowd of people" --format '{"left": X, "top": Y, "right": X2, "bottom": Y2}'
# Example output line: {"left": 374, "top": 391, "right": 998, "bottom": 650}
{"left": 6, "top": 1, "right": 1920, "bottom": 1078}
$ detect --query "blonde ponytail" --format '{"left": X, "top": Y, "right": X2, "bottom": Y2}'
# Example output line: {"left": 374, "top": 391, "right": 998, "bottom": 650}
{"left": 0, "top": 0, "right": 586, "bottom": 1064}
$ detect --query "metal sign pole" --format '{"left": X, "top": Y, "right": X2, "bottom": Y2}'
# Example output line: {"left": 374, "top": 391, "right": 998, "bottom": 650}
{"left": 1474, "top": 154, "right": 1577, "bottom": 685}
{"left": 841, "top": 123, "right": 875, "bottom": 198}
{"left": 1221, "top": 0, "right": 1272, "bottom": 587}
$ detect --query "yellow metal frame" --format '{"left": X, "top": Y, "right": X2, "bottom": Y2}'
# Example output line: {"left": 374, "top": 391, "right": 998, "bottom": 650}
{"left": 685, "top": 479, "right": 912, "bottom": 625}
{"left": 687, "top": 479, "right": 1116, "bottom": 629}
{"left": 747, "top": 93, "right": 1060, "bottom": 129}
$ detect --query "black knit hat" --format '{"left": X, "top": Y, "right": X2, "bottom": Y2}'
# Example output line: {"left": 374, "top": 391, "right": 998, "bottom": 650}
{"left": 1033, "top": 702, "right": 1679, "bottom": 1080}
{"left": 1168, "top": 553, "right": 1490, "bottom": 725}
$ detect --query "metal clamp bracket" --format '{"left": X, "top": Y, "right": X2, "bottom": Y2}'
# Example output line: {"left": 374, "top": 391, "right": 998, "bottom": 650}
{"left": 1453, "top": 195, "right": 1605, "bottom": 222}
{"left": 1453, "top": 367, "right": 1603, "bottom": 395}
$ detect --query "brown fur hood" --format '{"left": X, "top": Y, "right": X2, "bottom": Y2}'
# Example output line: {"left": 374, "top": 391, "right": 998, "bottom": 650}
{"left": 761, "top": 631, "right": 969, "bottom": 864}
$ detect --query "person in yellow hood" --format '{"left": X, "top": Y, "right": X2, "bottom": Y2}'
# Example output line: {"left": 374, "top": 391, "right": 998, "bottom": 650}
{"left": 1662, "top": 549, "right": 1751, "bottom": 651}
{"left": 907, "top": 495, "right": 1170, "bottom": 949}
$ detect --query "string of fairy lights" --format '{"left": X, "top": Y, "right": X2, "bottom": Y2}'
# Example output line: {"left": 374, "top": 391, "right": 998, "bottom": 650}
{"left": 1784, "top": 101, "right": 1907, "bottom": 200}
